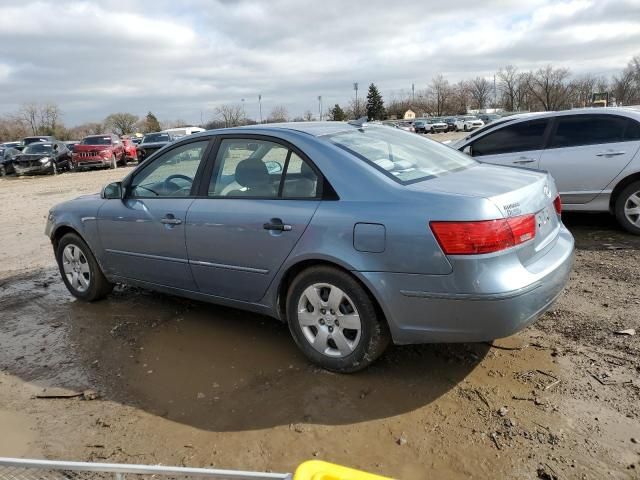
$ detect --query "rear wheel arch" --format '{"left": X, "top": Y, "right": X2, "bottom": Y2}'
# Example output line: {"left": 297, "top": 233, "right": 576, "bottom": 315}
{"left": 610, "top": 172, "right": 640, "bottom": 212}
{"left": 276, "top": 259, "right": 389, "bottom": 331}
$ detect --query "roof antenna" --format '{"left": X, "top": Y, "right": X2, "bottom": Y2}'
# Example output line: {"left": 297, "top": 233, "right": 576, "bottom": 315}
{"left": 348, "top": 116, "right": 369, "bottom": 128}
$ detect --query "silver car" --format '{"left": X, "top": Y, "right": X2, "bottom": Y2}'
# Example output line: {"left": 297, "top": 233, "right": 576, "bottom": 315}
{"left": 46, "top": 122, "right": 574, "bottom": 372}
{"left": 453, "top": 107, "right": 640, "bottom": 234}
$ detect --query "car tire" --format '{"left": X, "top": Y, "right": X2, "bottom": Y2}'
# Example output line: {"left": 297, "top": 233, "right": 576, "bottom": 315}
{"left": 110, "top": 155, "right": 117, "bottom": 169}
{"left": 286, "top": 266, "right": 390, "bottom": 373}
{"left": 51, "top": 162, "right": 57, "bottom": 175}
{"left": 463, "top": 124, "right": 468, "bottom": 131}
{"left": 56, "top": 232, "right": 113, "bottom": 301}
{"left": 614, "top": 181, "right": 640, "bottom": 235}
{"left": 0, "top": 165, "right": 5, "bottom": 176}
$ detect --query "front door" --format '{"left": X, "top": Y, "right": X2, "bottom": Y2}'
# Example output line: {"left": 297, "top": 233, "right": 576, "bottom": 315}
{"left": 538, "top": 114, "right": 640, "bottom": 204}
{"left": 186, "top": 137, "right": 321, "bottom": 302}
{"left": 97, "top": 139, "right": 211, "bottom": 289}
{"left": 467, "top": 118, "right": 551, "bottom": 169}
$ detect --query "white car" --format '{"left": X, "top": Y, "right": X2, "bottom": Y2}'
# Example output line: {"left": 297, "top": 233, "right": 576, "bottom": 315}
{"left": 455, "top": 116, "right": 484, "bottom": 132}
{"left": 452, "top": 107, "right": 640, "bottom": 234}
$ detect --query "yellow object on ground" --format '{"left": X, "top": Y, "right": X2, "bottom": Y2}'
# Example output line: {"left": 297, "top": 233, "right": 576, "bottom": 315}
{"left": 293, "top": 460, "right": 393, "bottom": 480}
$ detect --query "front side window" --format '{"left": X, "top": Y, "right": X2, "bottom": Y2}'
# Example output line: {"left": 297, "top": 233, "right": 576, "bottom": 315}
{"left": 325, "top": 126, "right": 475, "bottom": 184}
{"left": 130, "top": 141, "right": 209, "bottom": 198}
{"left": 550, "top": 115, "right": 627, "bottom": 148}
{"left": 471, "top": 119, "right": 549, "bottom": 156}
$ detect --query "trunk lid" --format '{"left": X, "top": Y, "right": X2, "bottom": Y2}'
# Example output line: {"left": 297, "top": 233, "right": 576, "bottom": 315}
{"left": 410, "top": 163, "right": 560, "bottom": 263}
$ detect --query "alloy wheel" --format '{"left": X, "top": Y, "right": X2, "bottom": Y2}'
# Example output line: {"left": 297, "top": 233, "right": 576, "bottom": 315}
{"left": 62, "top": 244, "right": 91, "bottom": 293}
{"left": 624, "top": 190, "right": 640, "bottom": 227}
{"left": 297, "top": 283, "right": 362, "bottom": 358}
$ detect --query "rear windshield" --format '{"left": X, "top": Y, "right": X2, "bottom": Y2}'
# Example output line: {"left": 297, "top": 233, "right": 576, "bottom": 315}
{"left": 82, "top": 136, "right": 112, "bottom": 145}
{"left": 23, "top": 143, "right": 53, "bottom": 154}
{"left": 324, "top": 126, "right": 476, "bottom": 184}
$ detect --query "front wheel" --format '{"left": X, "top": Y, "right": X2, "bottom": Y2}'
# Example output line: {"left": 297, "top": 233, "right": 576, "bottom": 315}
{"left": 286, "top": 266, "right": 390, "bottom": 373}
{"left": 110, "top": 155, "right": 117, "bottom": 169}
{"left": 615, "top": 181, "right": 640, "bottom": 235}
{"left": 56, "top": 233, "right": 113, "bottom": 301}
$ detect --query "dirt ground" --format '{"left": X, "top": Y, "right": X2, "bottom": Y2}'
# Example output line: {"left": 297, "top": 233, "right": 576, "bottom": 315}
{"left": 1, "top": 136, "right": 639, "bottom": 479}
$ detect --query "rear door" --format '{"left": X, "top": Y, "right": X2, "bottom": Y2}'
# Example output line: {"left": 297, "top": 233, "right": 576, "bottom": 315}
{"left": 538, "top": 114, "right": 640, "bottom": 204}
{"left": 185, "top": 136, "right": 321, "bottom": 302}
{"left": 467, "top": 118, "right": 550, "bottom": 168}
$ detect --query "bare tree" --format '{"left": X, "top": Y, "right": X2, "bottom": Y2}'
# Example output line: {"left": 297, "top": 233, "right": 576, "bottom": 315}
{"left": 65, "top": 122, "right": 104, "bottom": 140}
{"left": 528, "top": 65, "right": 574, "bottom": 111}
{"left": 0, "top": 115, "right": 29, "bottom": 142}
{"left": 469, "top": 77, "right": 492, "bottom": 110}
{"left": 427, "top": 75, "right": 451, "bottom": 116}
{"left": 104, "top": 112, "right": 139, "bottom": 136}
{"left": 449, "top": 81, "right": 471, "bottom": 114}
{"left": 18, "top": 102, "right": 62, "bottom": 135}
{"left": 572, "top": 74, "right": 598, "bottom": 107}
{"left": 214, "top": 104, "right": 245, "bottom": 127}
{"left": 303, "top": 110, "right": 314, "bottom": 121}
{"left": 496, "top": 65, "right": 521, "bottom": 111}
{"left": 268, "top": 105, "right": 289, "bottom": 123}
{"left": 346, "top": 98, "right": 367, "bottom": 119}
{"left": 611, "top": 66, "right": 638, "bottom": 106}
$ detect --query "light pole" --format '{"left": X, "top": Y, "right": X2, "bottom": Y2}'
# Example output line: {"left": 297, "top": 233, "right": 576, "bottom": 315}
{"left": 412, "top": 83, "right": 415, "bottom": 104}
{"left": 258, "top": 94, "right": 263, "bottom": 123}
{"left": 241, "top": 98, "right": 245, "bottom": 122}
{"left": 318, "top": 95, "right": 322, "bottom": 121}
{"left": 353, "top": 82, "right": 359, "bottom": 117}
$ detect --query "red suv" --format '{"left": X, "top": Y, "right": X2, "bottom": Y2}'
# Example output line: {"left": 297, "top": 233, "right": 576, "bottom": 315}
{"left": 72, "top": 134, "right": 125, "bottom": 170}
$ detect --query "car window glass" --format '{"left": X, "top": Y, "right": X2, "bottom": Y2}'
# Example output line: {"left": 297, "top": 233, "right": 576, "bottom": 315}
{"left": 550, "top": 115, "right": 627, "bottom": 148}
{"left": 130, "top": 141, "right": 208, "bottom": 198}
{"left": 282, "top": 152, "right": 318, "bottom": 198}
{"left": 625, "top": 119, "right": 640, "bottom": 140}
{"left": 209, "top": 139, "right": 287, "bottom": 198}
{"left": 471, "top": 119, "right": 548, "bottom": 156}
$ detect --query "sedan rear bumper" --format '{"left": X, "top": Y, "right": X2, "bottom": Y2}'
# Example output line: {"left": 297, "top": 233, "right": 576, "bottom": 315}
{"left": 358, "top": 225, "right": 574, "bottom": 344}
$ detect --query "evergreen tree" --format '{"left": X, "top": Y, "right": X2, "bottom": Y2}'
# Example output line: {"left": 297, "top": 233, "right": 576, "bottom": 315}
{"left": 144, "top": 111, "right": 162, "bottom": 133}
{"left": 365, "top": 83, "right": 385, "bottom": 120}
{"left": 328, "top": 104, "right": 346, "bottom": 121}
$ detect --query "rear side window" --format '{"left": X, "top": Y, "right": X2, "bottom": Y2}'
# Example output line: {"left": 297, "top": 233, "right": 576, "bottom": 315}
{"left": 625, "top": 119, "right": 640, "bottom": 140}
{"left": 550, "top": 115, "right": 627, "bottom": 148}
{"left": 471, "top": 119, "right": 549, "bottom": 157}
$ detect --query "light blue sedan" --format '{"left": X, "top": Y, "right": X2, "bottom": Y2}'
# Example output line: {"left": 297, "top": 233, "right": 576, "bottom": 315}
{"left": 45, "top": 121, "right": 574, "bottom": 372}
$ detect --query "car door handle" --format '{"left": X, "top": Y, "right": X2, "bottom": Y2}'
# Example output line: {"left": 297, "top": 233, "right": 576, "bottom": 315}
{"left": 161, "top": 214, "right": 182, "bottom": 225}
{"left": 596, "top": 151, "right": 625, "bottom": 157}
{"left": 513, "top": 158, "right": 536, "bottom": 164}
{"left": 263, "top": 218, "right": 292, "bottom": 232}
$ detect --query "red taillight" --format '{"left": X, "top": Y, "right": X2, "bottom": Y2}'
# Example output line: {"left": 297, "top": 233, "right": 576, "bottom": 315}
{"left": 553, "top": 195, "right": 562, "bottom": 215}
{"left": 430, "top": 214, "right": 536, "bottom": 255}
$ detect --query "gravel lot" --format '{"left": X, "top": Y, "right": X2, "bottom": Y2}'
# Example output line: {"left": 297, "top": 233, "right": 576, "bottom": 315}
{"left": 1, "top": 133, "right": 639, "bottom": 478}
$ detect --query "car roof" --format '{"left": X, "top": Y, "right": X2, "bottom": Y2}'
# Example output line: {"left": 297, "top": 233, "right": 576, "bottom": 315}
{"left": 200, "top": 121, "right": 374, "bottom": 138}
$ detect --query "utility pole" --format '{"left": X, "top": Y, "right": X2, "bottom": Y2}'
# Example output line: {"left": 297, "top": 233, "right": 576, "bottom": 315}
{"left": 412, "top": 83, "right": 415, "bottom": 104}
{"left": 353, "top": 82, "right": 359, "bottom": 117}
{"left": 241, "top": 98, "right": 245, "bottom": 124}
{"left": 493, "top": 74, "right": 497, "bottom": 110}
{"left": 318, "top": 95, "right": 322, "bottom": 121}
{"left": 258, "top": 94, "right": 262, "bottom": 123}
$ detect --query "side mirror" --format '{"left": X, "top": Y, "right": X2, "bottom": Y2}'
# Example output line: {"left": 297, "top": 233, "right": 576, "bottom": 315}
{"left": 462, "top": 145, "right": 473, "bottom": 156}
{"left": 102, "top": 181, "right": 123, "bottom": 200}
{"left": 265, "top": 160, "right": 283, "bottom": 174}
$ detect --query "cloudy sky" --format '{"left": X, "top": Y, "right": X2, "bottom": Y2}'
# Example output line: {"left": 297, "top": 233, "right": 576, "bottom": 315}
{"left": 0, "top": 0, "right": 639, "bottom": 125}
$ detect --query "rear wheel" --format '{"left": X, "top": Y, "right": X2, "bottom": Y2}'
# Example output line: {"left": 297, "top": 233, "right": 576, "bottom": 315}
{"left": 615, "top": 181, "right": 640, "bottom": 235}
{"left": 286, "top": 266, "right": 390, "bottom": 373}
{"left": 56, "top": 233, "right": 113, "bottom": 301}
{"left": 0, "top": 165, "right": 6, "bottom": 176}
{"left": 110, "top": 155, "right": 117, "bottom": 169}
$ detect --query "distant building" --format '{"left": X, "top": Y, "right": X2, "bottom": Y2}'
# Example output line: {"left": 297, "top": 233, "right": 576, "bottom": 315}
{"left": 403, "top": 109, "right": 416, "bottom": 120}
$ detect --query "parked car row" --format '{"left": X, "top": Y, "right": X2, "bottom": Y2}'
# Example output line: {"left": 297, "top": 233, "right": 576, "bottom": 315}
{"left": 0, "top": 128, "right": 198, "bottom": 177}
{"left": 385, "top": 114, "right": 504, "bottom": 135}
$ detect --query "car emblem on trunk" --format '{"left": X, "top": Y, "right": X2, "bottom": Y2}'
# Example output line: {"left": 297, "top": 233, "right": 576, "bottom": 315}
{"left": 543, "top": 184, "right": 551, "bottom": 198}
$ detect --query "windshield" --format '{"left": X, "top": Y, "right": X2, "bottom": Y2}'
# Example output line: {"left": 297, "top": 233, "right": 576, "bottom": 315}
{"left": 324, "top": 126, "right": 476, "bottom": 184}
{"left": 23, "top": 138, "right": 49, "bottom": 146}
{"left": 143, "top": 133, "right": 172, "bottom": 143}
{"left": 82, "top": 136, "right": 112, "bottom": 145}
{"left": 23, "top": 143, "right": 53, "bottom": 154}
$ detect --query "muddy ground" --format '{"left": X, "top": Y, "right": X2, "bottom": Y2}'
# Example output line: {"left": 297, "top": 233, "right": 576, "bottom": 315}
{"left": 1, "top": 137, "right": 639, "bottom": 479}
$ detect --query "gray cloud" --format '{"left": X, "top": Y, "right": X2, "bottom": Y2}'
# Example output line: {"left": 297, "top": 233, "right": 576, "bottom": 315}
{"left": 0, "top": 0, "right": 638, "bottom": 124}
